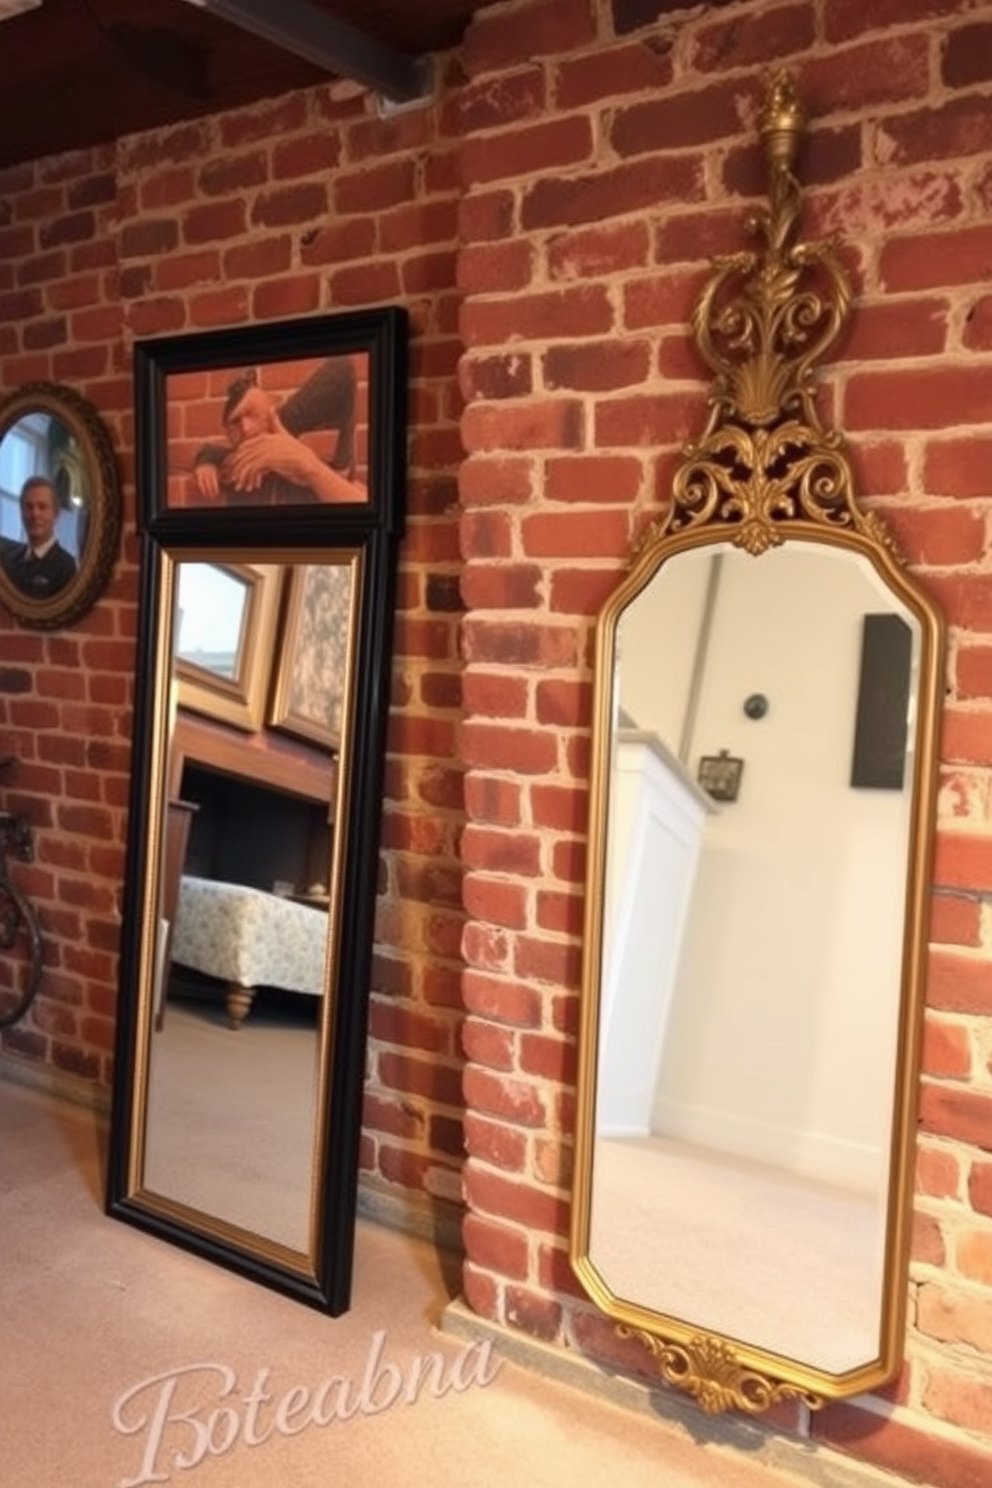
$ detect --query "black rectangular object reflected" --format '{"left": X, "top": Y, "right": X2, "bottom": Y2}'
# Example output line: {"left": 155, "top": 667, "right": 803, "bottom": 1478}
{"left": 850, "top": 613, "right": 913, "bottom": 791}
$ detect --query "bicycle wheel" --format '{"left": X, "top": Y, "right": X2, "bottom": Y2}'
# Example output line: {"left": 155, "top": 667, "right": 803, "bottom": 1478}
{"left": 0, "top": 876, "right": 43, "bottom": 1028}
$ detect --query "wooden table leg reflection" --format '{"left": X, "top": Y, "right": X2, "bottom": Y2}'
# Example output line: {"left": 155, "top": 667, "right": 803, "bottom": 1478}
{"left": 154, "top": 799, "right": 198, "bottom": 1032}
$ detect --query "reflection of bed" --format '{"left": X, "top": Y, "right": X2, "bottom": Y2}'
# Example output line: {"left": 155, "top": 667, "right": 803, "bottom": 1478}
{"left": 171, "top": 874, "right": 329, "bottom": 1028}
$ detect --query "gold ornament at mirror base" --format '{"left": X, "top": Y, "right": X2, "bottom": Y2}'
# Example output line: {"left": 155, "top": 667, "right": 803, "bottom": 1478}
{"left": 571, "top": 70, "right": 944, "bottom": 1419}
{"left": 617, "top": 1327, "right": 823, "bottom": 1416}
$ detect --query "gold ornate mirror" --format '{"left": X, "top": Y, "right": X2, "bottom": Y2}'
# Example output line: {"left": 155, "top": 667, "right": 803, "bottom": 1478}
{"left": 570, "top": 77, "right": 944, "bottom": 1413}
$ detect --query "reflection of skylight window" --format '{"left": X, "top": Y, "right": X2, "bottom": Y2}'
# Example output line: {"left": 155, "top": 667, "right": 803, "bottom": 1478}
{"left": 175, "top": 564, "right": 249, "bottom": 680}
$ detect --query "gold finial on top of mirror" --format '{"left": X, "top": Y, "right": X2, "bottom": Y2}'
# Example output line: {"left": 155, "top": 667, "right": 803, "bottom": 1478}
{"left": 757, "top": 68, "right": 806, "bottom": 174}
{"left": 662, "top": 73, "right": 891, "bottom": 557}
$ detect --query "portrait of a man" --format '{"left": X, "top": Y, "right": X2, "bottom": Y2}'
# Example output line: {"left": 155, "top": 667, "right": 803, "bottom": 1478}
{"left": 1, "top": 475, "right": 78, "bottom": 600}
{"left": 184, "top": 355, "right": 364, "bottom": 507}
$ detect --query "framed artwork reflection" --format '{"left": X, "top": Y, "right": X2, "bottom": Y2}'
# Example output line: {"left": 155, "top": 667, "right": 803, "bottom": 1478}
{"left": 268, "top": 557, "right": 360, "bottom": 752}
{"left": 174, "top": 560, "right": 283, "bottom": 732}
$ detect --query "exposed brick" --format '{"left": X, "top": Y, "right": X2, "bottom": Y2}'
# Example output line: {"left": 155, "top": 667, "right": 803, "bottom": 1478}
{"left": 460, "top": 1013, "right": 516, "bottom": 1069}
{"left": 381, "top": 199, "right": 459, "bottom": 256}
{"left": 544, "top": 454, "right": 645, "bottom": 505}
{"left": 299, "top": 219, "right": 376, "bottom": 266}
{"left": 943, "top": 22, "right": 992, "bottom": 88}
{"left": 155, "top": 250, "right": 223, "bottom": 292}
{"left": 845, "top": 367, "right": 992, "bottom": 432}
{"left": 913, "top": 1211, "right": 947, "bottom": 1268}
{"left": 957, "top": 1229, "right": 992, "bottom": 1286}
{"left": 120, "top": 219, "right": 179, "bottom": 259}
{"left": 459, "top": 67, "right": 547, "bottom": 132}
{"left": 924, "top": 436, "right": 992, "bottom": 499}
{"left": 504, "top": 1286, "right": 562, "bottom": 1343}
{"left": 463, "top": 0, "right": 596, "bottom": 75}
{"left": 198, "top": 152, "right": 267, "bottom": 196}
{"left": 39, "top": 212, "right": 95, "bottom": 250}
{"left": 877, "top": 96, "right": 992, "bottom": 169}
{"left": 807, "top": 36, "right": 931, "bottom": 113}
{"left": 272, "top": 132, "right": 342, "bottom": 179}
{"left": 555, "top": 40, "right": 673, "bottom": 107}
{"left": 461, "top": 620, "right": 579, "bottom": 671}
{"left": 929, "top": 576, "right": 992, "bottom": 636}
{"left": 251, "top": 183, "right": 328, "bottom": 229}
{"left": 522, "top": 155, "right": 704, "bottom": 232}
{"left": 918, "top": 1281, "right": 992, "bottom": 1356}
{"left": 462, "top": 399, "right": 585, "bottom": 454}
{"left": 882, "top": 506, "right": 985, "bottom": 568}
{"left": 916, "top": 1146, "right": 961, "bottom": 1201}
{"left": 691, "top": 3, "right": 815, "bottom": 71}
{"left": 542, "top": 339, "right": 652, "bottom": 392}
{"left": 335, "top": 160, "right": 417, "bottom": 215}
{"left": 460, "top": 351, "right": 534, "bottom": 402}
{"left": 326, "top": 261, "right": 402, "bottom": 306}
{"left": 458, "top": 239, "right": 534, "bottom": 298}
{"left": 251, "top": 276, "right": 321, "bottom": 321}
{"left": 962, "top": 293, "right": 992, "bottom": 353}
{"left": 181, "top": 200, "right": 248, "bottom": 244}
{"left": 222, "top": 238, "right": 293, "bottom": 281}
{"left": 462, "top": 284, "right": 614, "bottom": 348}
{"left": 881, "top": 226, "right": 992, "bottom": 294}
{"left": 463, "top": 116, "right": 594, "bottom": 187}
{"left": 918, "top": 1083, "right": 992, "bottom": 1151}
{"left": 458, "top": 188, "right": 517, "bottom": 245}
{"left": 463, "top": 1212, "right": 530, "bottom": 1278}
{"left": 922, "top": 1014, "right": 972, "bottom": 1079}
{"left": 970, "top": 1162, "right": 992, "bottom": 1218}
{"left": 928, "top": 948, "right": 992, "bottom": 1016}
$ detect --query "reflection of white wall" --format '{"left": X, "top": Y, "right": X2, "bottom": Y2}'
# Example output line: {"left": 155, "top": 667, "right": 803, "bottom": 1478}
{"left": 619, "top": 552, "right": 711, "bottom": 750}
{"left": 617, "top": 543, "right": 915, "bottom": 1191}
{"left": 599, "top": 734, "right": 713, "bottom": 1137}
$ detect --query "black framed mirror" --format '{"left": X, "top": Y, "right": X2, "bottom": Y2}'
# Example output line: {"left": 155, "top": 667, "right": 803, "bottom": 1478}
{"left": 0, "top": 380, "right": 121, "bottom": 629}
{"left": 107, "top": 307, "right": 407, "bottom": 1313}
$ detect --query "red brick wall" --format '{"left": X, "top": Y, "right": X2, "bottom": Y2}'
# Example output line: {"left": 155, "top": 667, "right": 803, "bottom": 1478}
{"left": 0, "top": 141, "right": 132, "bottom": 1084}
{"left": 0, "top": 75, "right": 468, "bottom": 1184}
{"left": 1, "top": 1, "right": 991, "bottom": 1484}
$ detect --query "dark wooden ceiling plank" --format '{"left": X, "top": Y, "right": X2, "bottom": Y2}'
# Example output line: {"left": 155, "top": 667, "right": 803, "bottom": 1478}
{"left": 0, "top": 0, "right": 481, "bottom": 171}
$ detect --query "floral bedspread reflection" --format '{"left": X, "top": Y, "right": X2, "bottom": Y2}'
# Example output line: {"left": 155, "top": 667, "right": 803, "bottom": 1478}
{"left": 173, "top": 875, "right": 328, "bottom": 997}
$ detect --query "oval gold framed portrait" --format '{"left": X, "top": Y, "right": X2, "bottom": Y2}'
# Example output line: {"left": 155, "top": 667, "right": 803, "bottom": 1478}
{"left": 0, "top": 381, "right": 121, "bottom": 630}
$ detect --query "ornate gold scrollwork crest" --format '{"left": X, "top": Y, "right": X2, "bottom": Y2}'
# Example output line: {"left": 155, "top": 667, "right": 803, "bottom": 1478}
{"left": 619, "top": 1327, "right": 824, "bottom": 1416}
{"left": 661, "top": 72, "right": 890, "bottom": 558}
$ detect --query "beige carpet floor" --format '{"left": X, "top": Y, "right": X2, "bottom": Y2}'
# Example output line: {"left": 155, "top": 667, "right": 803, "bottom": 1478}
{"left": 144, "top": 999, "right": 319, "bottom": 1252}
{"left": 591, "top": 1135, "right": 882, "bottom": 1374}
{"left": 0, "top": 1075, "right": 909, "bottom": 1488}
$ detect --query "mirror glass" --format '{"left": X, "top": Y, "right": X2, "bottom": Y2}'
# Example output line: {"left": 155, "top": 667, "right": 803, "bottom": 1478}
{"left": 590, "top": 539, "right": 920, "bottom": 1377}
{"left": 131, "top": 547, "right": 357, "bottom": 1270}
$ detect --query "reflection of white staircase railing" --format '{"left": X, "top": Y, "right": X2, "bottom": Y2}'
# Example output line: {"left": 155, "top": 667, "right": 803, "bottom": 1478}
{"left": 598, "top": 730, "right": 715, "bottom": 1139}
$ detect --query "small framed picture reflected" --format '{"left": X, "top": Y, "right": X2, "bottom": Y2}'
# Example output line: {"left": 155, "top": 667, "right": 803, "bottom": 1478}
{"left": 698, "top": 749, "right": 744, "bottom": 803}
